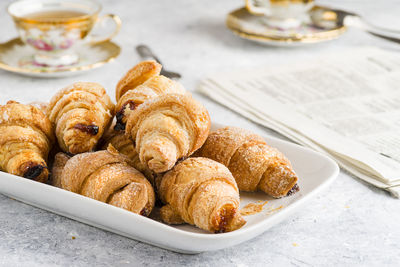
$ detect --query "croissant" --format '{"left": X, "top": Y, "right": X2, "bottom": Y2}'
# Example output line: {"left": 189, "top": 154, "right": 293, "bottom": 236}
{"left": 116, "top": 60, "right": 162, "bottom": 101}
{"left": 46, "top": 82, "right": 114, "bottom": 154}
{"left": 0, "top": 101, "right": 54, "bottom": 182}
{"left": 158, "top": 157, "right": 246, "bottom": 233}
{"left": 52, "top": 145, "right": 155, "bottom": 216}
{"left": 196, "top": 126, "right": 299, "bottom": 198}
{"left": 115, "top": 61, "right": 186, "bottom": 130}
{"left": 101, "top": 123, "right": 155, "bottom": 185}
{"left": 125, "top": 94, "right": 211, "bottom": 173}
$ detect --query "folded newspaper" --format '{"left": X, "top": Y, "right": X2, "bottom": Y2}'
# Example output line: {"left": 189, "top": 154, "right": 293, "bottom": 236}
{"left": 199, "top": 47, "right": 400, "bottom": 198}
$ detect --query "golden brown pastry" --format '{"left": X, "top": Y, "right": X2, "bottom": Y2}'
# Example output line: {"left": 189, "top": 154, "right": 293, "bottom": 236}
{"left": 51, "top": 152, "right": 70, "bottom": 188}
{"left": 114, "top": 61, "right": 186, "bottom": 130}
{"left": 116, "top": 60, "right": 162, "bottom": 102}
{"left": 125, "top": 94, "right": 211, "bottom": 173}
{"left": 101, "top": 122, "right": 155, "bottom": 185}
{"left": 29, "top": 101, "right": 49, "bottom": 113}
{"left": 52, "top": 145, "right": 155, "bottom": 216}
{"left": 46, "top": 82, "right": 114, "bottom": 154}
{"left": 0, "top": 101, "right": 54, "bottom": 182}
{"left": 158, "top": 157, "right": 246, "bottom": 233}
{"left": 195, "top": 126, "right": 299, "bottom": 198}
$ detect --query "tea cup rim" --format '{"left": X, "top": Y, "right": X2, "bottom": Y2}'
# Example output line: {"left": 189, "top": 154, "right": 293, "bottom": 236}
{"left": 7, "top": 0, "right": 102, "bottom": 22}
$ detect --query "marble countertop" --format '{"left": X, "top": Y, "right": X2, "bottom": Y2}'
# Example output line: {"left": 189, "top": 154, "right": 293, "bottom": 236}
{"left": 1, "top": 0, "right": 400, "bottom": 266}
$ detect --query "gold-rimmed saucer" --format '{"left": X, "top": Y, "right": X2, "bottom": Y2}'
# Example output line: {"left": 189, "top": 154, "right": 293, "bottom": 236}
{"left": 0, "top": 38, "right": 120, "bottom": 77}
{"left": 226, "top": 7, "right": 347, "bottom": 46}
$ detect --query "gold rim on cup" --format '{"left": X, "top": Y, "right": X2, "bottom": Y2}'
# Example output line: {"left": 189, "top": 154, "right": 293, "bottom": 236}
{"left": 7, "top": 0, "right": 101, "bottom": 23}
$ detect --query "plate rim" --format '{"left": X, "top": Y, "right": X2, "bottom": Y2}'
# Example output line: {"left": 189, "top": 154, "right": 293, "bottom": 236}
{"left": 226, "top": 6, "right": 347, "bottom": 44}
{"left": 0, "top": 38, "right": 121, "bottom": 75}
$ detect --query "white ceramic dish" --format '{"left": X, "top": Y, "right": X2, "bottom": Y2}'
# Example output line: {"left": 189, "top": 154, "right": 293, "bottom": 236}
{"left": 0, "top": 123, "right": 339, "bottom": 254}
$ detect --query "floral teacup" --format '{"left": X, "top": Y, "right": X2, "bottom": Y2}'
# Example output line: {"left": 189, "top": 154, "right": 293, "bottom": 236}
{"left": 245, "top": 0, "right": 315, "bottom": 29}
{"left": 8, "top": 0, "right": 121, "bottom": 67}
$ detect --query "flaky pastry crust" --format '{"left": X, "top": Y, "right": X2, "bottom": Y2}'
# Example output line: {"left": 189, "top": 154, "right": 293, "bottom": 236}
{"left": 158, "top": 157, "right": 246, "bottom": 233}
{"left": 101, "top": 122, "right": 155, "bottom": 185}
{"left": 53, "top": 145, "right": 155, "bottom": 216}
{"left": 0, "top": 101, "right": 54, "bottom": 182}
{"left": 115, "top": 60, "right": 162, "bottom": 101}
{"left": 114, "top": 62, "right": 186, "bottom": 131}
{"left": 46, "top": 82, "right": 114, "bottom": 154}
{"left": 195, "top": 126, "right": 299, "bottom": 198}
{"left": 125, "top": 94, "right": 211, "bottom": 173}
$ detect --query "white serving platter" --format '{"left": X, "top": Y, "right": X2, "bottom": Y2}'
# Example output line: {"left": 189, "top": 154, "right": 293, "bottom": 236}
{"left": 0, "top": 123, "right": 339, "bottom": 254}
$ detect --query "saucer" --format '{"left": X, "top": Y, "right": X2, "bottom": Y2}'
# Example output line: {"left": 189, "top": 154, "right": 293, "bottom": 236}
{"left": 0, "top": 38, "right": 121, "bottom": 77}
{"left": 226, "top": 7, "right": 347, "bottom": 47}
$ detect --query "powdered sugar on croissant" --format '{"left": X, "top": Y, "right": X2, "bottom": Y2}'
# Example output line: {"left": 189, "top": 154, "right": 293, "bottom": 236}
{"left": 125, "top": 94, "right": 211, "bottom": 173}
{"left": 114, "top": 61, "right": 186, "bottom": 131}
{"left": 100, "top": 122, "right": 155, "bottom": 185}
{"left": 158, "top": 157, "right": 246, "bottom": 233}
{"left": 47, "top": 82, "right": 114, "bottom": 154}
{"left": 196, "top": 126, "right": 299, "bottom": 198}
{"left": 53, "top": 145, "right": 155, "bottom": 216}
{"left": 0, "top": 101, "right": 54, "bottom": 182}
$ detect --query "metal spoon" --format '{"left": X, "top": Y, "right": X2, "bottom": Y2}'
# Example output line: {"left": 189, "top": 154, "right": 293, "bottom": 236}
{"left": 136, "top": 45, "right": 182, "bottom": 79}
{"left": 310, "top": 6, "right": 400, "bottom": 44}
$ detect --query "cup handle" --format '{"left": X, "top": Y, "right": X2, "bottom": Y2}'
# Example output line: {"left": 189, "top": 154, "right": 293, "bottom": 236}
{"left": 245, "top": 0, "right": 271, "bottom": 16}
{"left": 88, "top": 14, "right": 121, "bottom": 45}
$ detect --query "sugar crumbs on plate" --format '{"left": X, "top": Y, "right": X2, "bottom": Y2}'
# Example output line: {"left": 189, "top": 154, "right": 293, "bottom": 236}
{"left": 240, "top": 201, "right": 269, "bottom": 216}
{"left": 265, "top": 205, "right": 284, "bottom": 215}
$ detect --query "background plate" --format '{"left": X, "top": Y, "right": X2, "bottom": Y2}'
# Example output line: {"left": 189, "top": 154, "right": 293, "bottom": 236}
{"left": 226, "top": 7, "right": 347, "bottom": 47}
{"left": 0, "top": 38, "right": 120, "bottom": 78}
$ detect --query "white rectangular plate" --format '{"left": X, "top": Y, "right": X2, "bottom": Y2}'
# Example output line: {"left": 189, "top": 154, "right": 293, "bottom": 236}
{"left": 0, "top": 123, "right": 339, "bottom": 254}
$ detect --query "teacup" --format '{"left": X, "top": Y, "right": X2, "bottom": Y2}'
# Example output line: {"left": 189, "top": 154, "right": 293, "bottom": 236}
{"left": 8, "top": 0, "right": 121, "bottom": 67}
{"left": 245, "top": 0, "right": 314, "bottom": 29}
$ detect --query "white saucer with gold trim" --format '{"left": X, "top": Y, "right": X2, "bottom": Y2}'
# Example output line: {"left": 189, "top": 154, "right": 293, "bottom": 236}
{"left": 226, "top": 6, "right": 347, "bottom": 47}
{"left": 0, "top": 38, "right": 120, "bottom": 78}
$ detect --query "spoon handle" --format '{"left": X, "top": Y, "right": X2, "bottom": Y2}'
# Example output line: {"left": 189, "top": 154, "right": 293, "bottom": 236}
{"left": 135, "top": 45, "right": 182, "bottom": 79}
{"left": 136, "top": 44, "right": 163, "bottom": 64}
{"left": 345, "top": 16, "right": 400, "bottom": 44}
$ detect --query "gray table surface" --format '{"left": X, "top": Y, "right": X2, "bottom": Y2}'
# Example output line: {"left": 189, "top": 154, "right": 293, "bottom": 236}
{"left": 1, "top": 0, "right": 400, "bottom": 266}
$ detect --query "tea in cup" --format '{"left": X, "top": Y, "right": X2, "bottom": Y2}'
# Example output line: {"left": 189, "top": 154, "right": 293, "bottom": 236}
{"left": 8, "top": 0, "right": 121, "bottom": 66}
{"left": 245, "top": 0, "right": 314, "bottom": 29}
